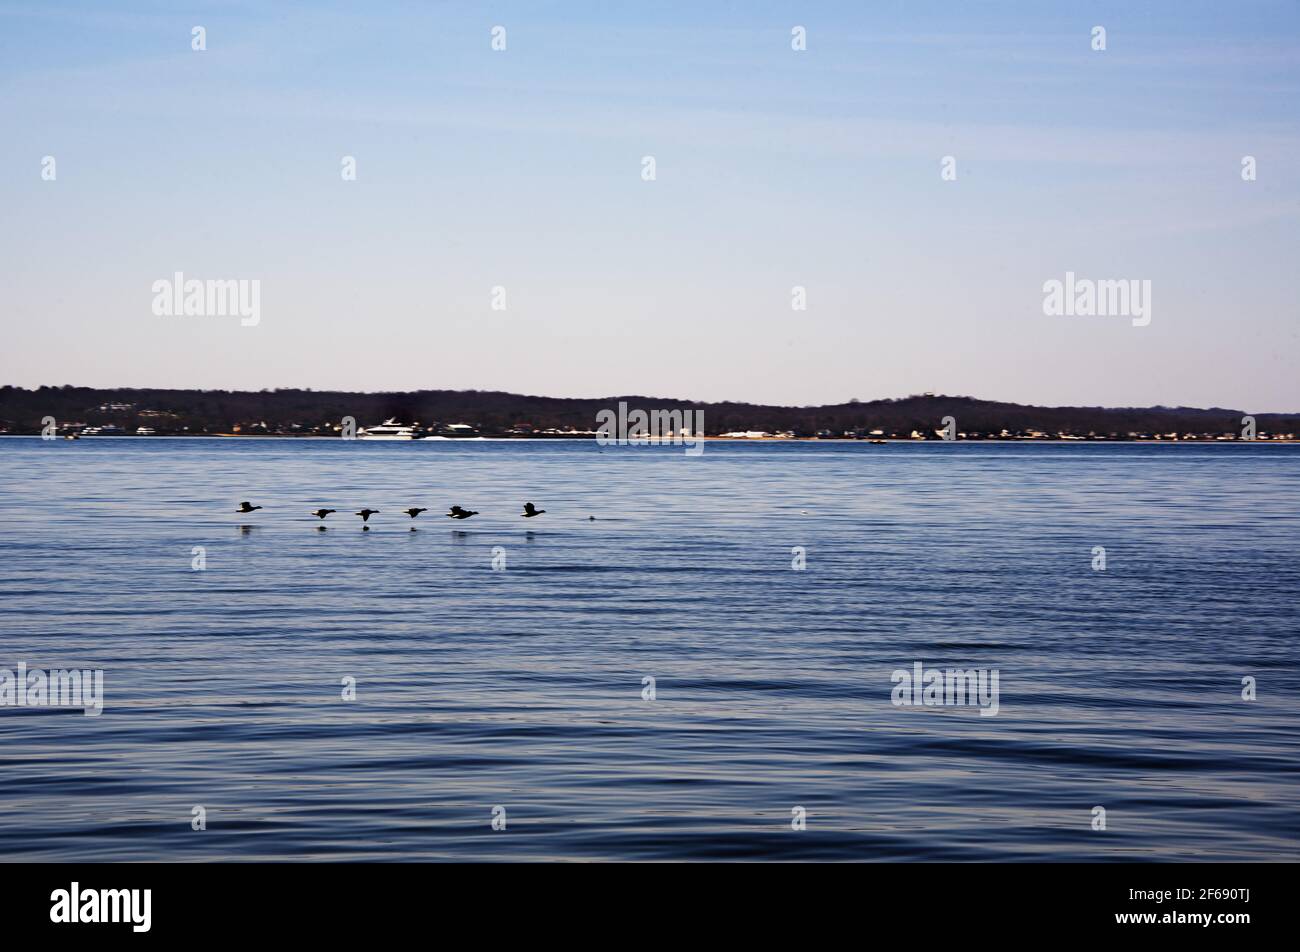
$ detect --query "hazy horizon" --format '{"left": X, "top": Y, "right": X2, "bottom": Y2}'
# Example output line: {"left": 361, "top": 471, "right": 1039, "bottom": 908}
{"left": 3, "top": 1, "right": 1298, "bottom": 411}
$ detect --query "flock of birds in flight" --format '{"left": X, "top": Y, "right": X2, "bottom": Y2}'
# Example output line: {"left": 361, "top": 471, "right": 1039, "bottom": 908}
{"left": 236, "top": 500, "right": 547, "bottom": 526}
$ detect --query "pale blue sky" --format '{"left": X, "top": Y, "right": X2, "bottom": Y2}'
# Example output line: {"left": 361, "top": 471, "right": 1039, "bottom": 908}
{"left": 2, "top": 1, "right": 1297, "bottom": 410}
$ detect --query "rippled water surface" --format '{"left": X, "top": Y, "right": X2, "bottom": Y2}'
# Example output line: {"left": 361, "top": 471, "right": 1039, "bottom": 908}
{"left": 1, "top": 438, "right": 1297, "bottom": 861}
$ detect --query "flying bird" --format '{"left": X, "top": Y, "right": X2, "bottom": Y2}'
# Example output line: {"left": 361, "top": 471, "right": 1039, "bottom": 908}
{"left": 447, "top": 505, "right": 478, "bottom": 520}
{"left": 355, "top": 509, "right": 380, "bottom": 522}
{"left": 403, "top": 508, "right": 428, "bottom": 519}
{"left": 521, "top": 502, "right": 546, "bottom": 518}
{"left": 237, "top": 501, "right": 262, "bottom": 513}
{"left": 311, "top": 509, "right": 336, "bottom": 520}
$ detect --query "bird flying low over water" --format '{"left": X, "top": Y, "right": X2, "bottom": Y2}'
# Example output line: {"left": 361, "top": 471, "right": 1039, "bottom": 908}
{"left": 521, "top": 502, "right": 545, "bottom": 518}
{"left": 355, "top": 509, "right": 380, "bottom": 522}
{"left": 447, "top": 505, "right": 478, "bottom": 520}
{"left": 311, "top": 509, "right": 336, "bottom": 520}
{"left": 403, "top": 508, "right": 428, "bottom": 519}
{"left": 237, "top": 501, "right": 262, "bottom": 513}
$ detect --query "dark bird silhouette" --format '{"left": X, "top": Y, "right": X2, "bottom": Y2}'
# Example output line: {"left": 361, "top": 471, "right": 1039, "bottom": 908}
{"left": 311, "top": 509, "right": 336, "bottom": 520}
{"left": 447, "top": 505, "right": 478, "bottom": 520}
{"left": 521, "top": 502, "right": 546, "bottom": 518}
{"left": 403, "top": 508, "right": 428, "bottom": 519}
{"left": 237, "top": 501, "right": 262, "bottom": 513}
{"left": 355, "top": 509, "right": 379, "bottom": 522}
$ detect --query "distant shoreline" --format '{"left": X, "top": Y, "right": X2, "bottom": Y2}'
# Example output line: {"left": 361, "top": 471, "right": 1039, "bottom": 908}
{"left": 5, "top": 387, "right": 1298, "bottom": 442}
{"left": 4, "top": 434, "right": 1296, "bottom": 445}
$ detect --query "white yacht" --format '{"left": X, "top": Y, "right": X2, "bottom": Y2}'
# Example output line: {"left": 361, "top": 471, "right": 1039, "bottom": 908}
{"left": 420, "top": 423, "right": 479, "bottom": 439}
{"left": 359, "top": 418, "right": 417, "bottom": 440}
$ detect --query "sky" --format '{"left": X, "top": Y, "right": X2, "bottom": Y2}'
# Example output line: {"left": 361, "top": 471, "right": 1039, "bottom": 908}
{"left": 1, "top": 1, "right": 1297, "bottom": 410}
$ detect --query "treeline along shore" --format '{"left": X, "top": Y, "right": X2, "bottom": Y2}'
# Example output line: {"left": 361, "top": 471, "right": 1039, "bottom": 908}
{"left": 1, "top": 386, "right": 1297, "bottom": 441}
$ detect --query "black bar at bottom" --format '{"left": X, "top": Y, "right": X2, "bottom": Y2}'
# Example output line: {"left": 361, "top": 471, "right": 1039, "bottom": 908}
{"left": 1, "top": 862, "right": 1274, "bottom": 938}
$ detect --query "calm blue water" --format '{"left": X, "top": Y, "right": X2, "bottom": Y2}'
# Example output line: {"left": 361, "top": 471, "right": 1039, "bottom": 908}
{"left": 1, "top": 438, "right": 1297, "bottom": 861}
